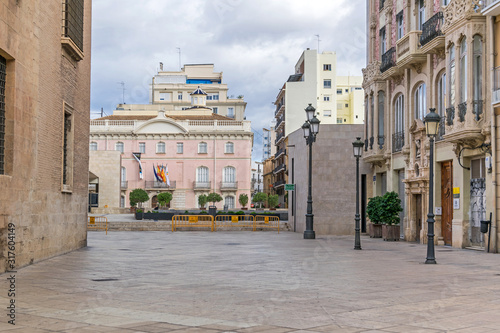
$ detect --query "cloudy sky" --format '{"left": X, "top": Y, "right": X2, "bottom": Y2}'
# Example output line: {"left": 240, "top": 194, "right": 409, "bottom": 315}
{"left": 91, "top": 0, "right": 367, "bottom": 160}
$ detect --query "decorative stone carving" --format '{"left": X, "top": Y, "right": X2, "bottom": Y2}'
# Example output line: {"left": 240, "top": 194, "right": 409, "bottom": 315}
{"left": 393, "top": 73, "right": 404, "bottom": 86}
{"left": 362, "top": 61, "right": 382, "bottom": 87}
{"left": 411, "top": 63, "right": 423, "bottom": 74}
{"left": 442, "top": 0, "right": 483, "bottom": 32}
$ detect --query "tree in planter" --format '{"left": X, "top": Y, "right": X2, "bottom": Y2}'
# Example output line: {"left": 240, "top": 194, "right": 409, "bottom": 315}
{"left": 366, "top": 196, "right": 383, "bottom": 224}
{"left": 252, "top": 192, "right": 268, "bottom": 208}
{"left": 380, "top": 191, "right": 403, "bottom": 225}
{"left": 207, "top": 192, "right": 223, "bottom": 207}
{"left": 198, "top": 194, "right": 208, "bottom": 209}
{"left": 157, "top": 192, "right": 173, "bottom": 209}
{"left": 238, "top": 193, "right": 249, "bottom": 209}
{"left": 268, "top": 194, "right": 279, "bottom": 209}
{"left": 129, "top": 188, "right": 149, "bottom": 208}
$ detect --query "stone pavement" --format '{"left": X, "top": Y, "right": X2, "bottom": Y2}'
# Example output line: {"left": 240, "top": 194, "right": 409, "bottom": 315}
{"left": 1, "top": 231, "right": 500, "bottom": 333}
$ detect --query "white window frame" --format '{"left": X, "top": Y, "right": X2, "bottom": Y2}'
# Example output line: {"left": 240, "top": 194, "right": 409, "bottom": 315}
{"left": 89, "top": 142, "right": 97, "bottom": 151}
{"left": 223, "top": 166, "right": 236, "bottom": 183}
{"left": 156, "top": 142, "right": 166, "bottom": 154}
{"left": 177, "top": 142, "right": 183, "bottom": 154}
{"left": 225, "top": 196, "right": 235, "bottom": 209}
{"left": 418, "top": 0, "right": 425, "bottom": 31}
{"left": 227, "top": 107, "right": 234, "bottom": 118}
{"left": 115, "top": 142, "right": 124, "bottom": 153}
{"left": 397, "top": 11, "right": 404, "bottom": 40}
{"left": 178, "top": 93, "right": 182, "bottom": 100}
{"left": 336, "top": 89, "right": 342, "bottom": 95}
{"left": 460, "top": 38, "right": 467, "bottom": 103}
{"left": 196, "top": 166, "right": 209, "bottom": 183}
{"left": 324, "top": 96, "right": 330, "bottom": 102}
{"left": 415, "top": 83, "right": 426, "bottom": 120}
{"left": 198, "top": 142, "right": 208, "bottom": 154}
{"left": 324, "top": 110, "right": 332, "bottom": 117}
{"left": 213, "top": 107, "right": 218, "bottom": 114}
{"left": 394, "top": 94, "right": 404, "bottom": 134}
{"left": 324, "top": 79, "right": 332, "bottom": 89}
{"left": 139, "top": 142, "right": 145, "bottom": 154}
{"left": 225, "top": 142, "right": 234, "bottom": 154}
{"left": 323, "top": 64, "right": 332, "bottom": 71}
{"left": 438, "top": 73, "right": 446, "bottom": 117}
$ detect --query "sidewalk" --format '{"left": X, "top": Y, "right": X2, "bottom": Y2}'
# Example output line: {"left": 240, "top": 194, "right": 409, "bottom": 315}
{"left": 1, "top": 232, "right": 500, "bottom": 332}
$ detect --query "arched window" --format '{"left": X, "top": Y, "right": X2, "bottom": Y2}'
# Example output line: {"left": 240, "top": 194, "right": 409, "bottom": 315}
{"left": 121, "top": 167, "right": 126, "bottom": 189}
{"left": 196, "top": 166, "right": 209, "bottom": 183}
{"left": 225, "top": 142, "right": 234, "bottom": 154}
{"left": 437, "top": 72, "right": 446, "bottom": 139}
{"left": 415, "top": 83, "right": 426, "bottom": 120}
{"left": 393, "top": 94, "right": 404, "bottom": 152}
{"left": 225, "top": 196, "right": 235, "bottom": 209}
{"left": 377, "top": 91, "right": 385, "bottom": 148}
{"left": 473, "top": 35, "right": 482, "bottom": 120}
{"left": 364, "top": 96, "right": 368, "bottom": 150}
{"left": 115, "top": 142, "right": 124, "bottom": 153}
{"left": 156, "top": 142, "right": 165, "bottom": 154}
{"left": 89, "top": 142, "right": 97, "bottom": 151}
{"left": 449, "top": 44, "right": 456, "bottom": 108}
{"left": 418, "top": 0, "right": 425, "bottom": 30}
{"left": 223, "top": 166, "right": 236, "bottom": 183}
{"left": 370, "top": 94, "right": 374, "bottom": 149}
{"left": 198, "top": 142, "right": 208, "bottom": 154}
{"left": 460, "top": 38, "right": 467, "bottom": 103}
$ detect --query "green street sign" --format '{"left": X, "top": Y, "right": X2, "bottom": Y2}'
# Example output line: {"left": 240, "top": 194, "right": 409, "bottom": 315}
{"left": 285, "top": 184, "right": 295, "bottom": 191}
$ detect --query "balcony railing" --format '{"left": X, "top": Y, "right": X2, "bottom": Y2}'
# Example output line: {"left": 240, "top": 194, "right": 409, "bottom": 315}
{"left": 472, "top": 100, "right": 483, "bottom": 121}
{"left": 392, "top": 131, "right": 404, "bottom": 153}
{"left": 446, "top": 106, "right": 455, "bottom": 126}
{"left": 377, "top": 135, "right": 385, "bottom": 149}
{"left": 220, "top": 181, "right": 238, "bottom": 190}
{"left": 419, "top": 12, "right": 443, "bottom": 47}
{"left": 275, "top": 148, "right": 286, "bottom": 159}
{"left": 274, "top": 163, "right": 286, "bottom": 174}
{"left": 273, "top": 179, "right": 286, "bottom": 188}
{"left": 380, "top": 47, "right": 396, "bottom": 73}
{"left": 121, "top": 181, "right": 128, "bottom": 190}
{"left": 275, "top": 116, "right": 285, "bottom": 129}
{"left": 275, "top": 132, "right": 285, "bottom": 144}
{"left": 275, "top": 103, "right": 285, "bottom": 116}
{"left": 458, "top": 102, "right": 467, "bottom": 122}
{"left": 193, "top": 181, "right": 211, "bottom": 190}
{"left": 379, "top": 0, "right": 385, "bottom": 10}
{"left": 145, "top": 181, "right": 177, "bottom": 189}
{"left": 436, "top": 118, "right": 445, "bottom": 141}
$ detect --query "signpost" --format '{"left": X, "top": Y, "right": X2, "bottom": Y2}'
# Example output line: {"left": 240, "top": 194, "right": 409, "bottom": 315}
{"left": 284, "top": 184, "right": 295, "bottom": 191}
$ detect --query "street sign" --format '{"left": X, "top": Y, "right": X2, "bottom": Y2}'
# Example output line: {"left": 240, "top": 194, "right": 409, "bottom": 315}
{"left": 285, "top": 184, "right": 295, "bottom": 191}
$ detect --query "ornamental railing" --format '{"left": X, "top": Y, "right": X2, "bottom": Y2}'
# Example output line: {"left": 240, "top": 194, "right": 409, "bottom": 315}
{"left": 380, "top": 47, "right": 396, "bottom": 73}
{"left": 377, "top": 135, "right": 385, "bottom": 149}
{"left": 419, "top": 12, "right": 443, "bottom": 47}
{"left": 392, "top": 131, "right": 404, "bottom": 152}
{"left": 472, "top": 100, "right": 483, "bottom": 121}
{"left": 146, "top": 181, "right": 177, "bottom": 189}
{"left": 446, "top": 106, "right": 455, "bottom": 126}
{"left": 436, "top": 118, "right": 445, "bottom": 141}
{"left": 458, "top": 102, "right": 467, "bottom": 122}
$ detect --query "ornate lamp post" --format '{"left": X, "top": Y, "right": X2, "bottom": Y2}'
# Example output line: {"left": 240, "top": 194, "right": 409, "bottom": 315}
{"left": 424, "top": 108, "right": 441, "bottom": 264}
{"left": 302, "top": 104, "right": 320, "bottom": 239}
{"left": 352, "top": 137, "right": 364, "bottom": 250}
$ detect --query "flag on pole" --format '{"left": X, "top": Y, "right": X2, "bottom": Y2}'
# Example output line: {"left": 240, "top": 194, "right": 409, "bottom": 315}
{"left": 132, "top": 153, "right": 143, "bottom": 179}
{"left": 157, "top": 165, "right": 164, "bottom": 183}
{"left": 160, "top": 164, "right": 166, "bottom": 183}
{"left": 165, "top": 164, "right": 170, "bottom": 187}
{"left": 153, "top": 165, "right": 162, "bottom": 182}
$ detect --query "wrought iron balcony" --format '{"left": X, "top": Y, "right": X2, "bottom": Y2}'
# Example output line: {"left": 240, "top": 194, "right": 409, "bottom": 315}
{"left": 436, "top": 117, "right": 445, "bottom": 141}
{"left": 458, "top": 102, "right": 467, "bottom": 122}
{"left": 446, "top": 106, "right": 455, "bottom": 126}
{"left": 392, "top": 131, "right": 404, "bottom": 153}
{"left": 419, "top": 12, "right": 443, "bottom": 47}
{"left": 380, "top": 47, "right": 396, "bottom": 73}
{"left": 275, "top": 132, "right": 285, "bottom": 144}
{"left": 275, "top": 148, "right": 286, "bottom": 159}
{"left": 472, "top": 100, "right": 483, "bottom": 121}
{"left": 379, "top": 0, "right": 385, "bottom": 10}
{"left": 121, "top": 181, "right": 128, "bottom": 190}
{"left": 275, "top": 103, "right": 285, "bottom": 116}
{"left": 220, "top": 181, "right": 238, "bottom": 190}
{"left": 145, "top": 181, "right": 177, "bottom": 189}
{"left": 275, "top": 116, "right": 285, "bottom": 129}
{"left": 273, "top": 179, "right": 286, "bottom": 188}
{"left": 274, "top": 163, "right": 286, "bottom": 174}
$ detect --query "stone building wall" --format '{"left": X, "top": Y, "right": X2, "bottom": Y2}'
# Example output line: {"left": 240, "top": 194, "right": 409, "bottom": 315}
{"left": 0, "top": 0, "right": 92, "bottom": 272}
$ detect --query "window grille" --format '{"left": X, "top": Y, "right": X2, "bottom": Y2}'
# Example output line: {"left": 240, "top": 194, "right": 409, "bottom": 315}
{"left": 62, "top": 0, "right": 85, "bottom": 51}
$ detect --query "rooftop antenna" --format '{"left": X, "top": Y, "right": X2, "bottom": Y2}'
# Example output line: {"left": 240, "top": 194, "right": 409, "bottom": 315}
{"left": 315, "top": 34, "right": 321, "bottom": 53}
{"left": 176, "top": 47, "right": 181, "bottom": 70}
{"left": 117, "top": 81, "right": 126, "bottom": 104}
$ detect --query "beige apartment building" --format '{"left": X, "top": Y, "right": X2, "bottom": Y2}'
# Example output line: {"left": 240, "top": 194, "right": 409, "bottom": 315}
{"left": 363, "top": 0, "right": 497, "bottom": 251}
{"left": 0, "top": 0, "right": 92, "bottom": 271}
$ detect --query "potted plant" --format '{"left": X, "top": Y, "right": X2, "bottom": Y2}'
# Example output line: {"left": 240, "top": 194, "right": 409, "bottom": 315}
{"left": 130, "top": 188, "right": 149, "bottom": 220}
{"left": 268, "top": 194, "right": 279, "bottom": 210}
{"left": 366, "top": 196, "right": 383, "bottom": 238}
{"left": 239, "top": 193, "right": 249, "bottom": 210}
{"left": 380, "top": 191, "right": 403, "bottom": 241}
{"left": 252, "top": 192, "right": 268, "bottom": 210}
{"left": 198, "top": 194, "right": 208, "bottom": 210}
{"left": 157, "top": 192, "right": 173, "bottom": 209}
{"left": 207, "top": 192, "right": 223, "bottom": 216}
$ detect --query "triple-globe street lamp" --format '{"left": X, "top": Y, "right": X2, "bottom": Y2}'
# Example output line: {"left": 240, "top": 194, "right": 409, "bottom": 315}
{"left": 302, "top": 104, "right": 320, "bottom": 239}
{"left": 424, "top": 108, "right": 441, "bottom": 264}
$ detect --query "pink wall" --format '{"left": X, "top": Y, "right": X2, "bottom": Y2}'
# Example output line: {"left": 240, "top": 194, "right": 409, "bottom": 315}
{"left": 91, "top": 138, "right": 252, "bottom": 209}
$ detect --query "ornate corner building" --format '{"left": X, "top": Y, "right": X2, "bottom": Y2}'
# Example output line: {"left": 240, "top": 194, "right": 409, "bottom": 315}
{"left": 363, "top": 0, "right": 498, "bottom": 251}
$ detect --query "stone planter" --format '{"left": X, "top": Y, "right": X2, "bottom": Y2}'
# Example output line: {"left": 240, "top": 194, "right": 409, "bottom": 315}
{"left": 382, "top": 224, "right": 400, "bottom": 241}
{"left": 369, "top": 223, "right": 382, "bottom": 238}
{"left": 135, "top": 212, "right": 143, "bottom": 220}
{"left": 143, "top": 212, "right": 175, "bottom": 220}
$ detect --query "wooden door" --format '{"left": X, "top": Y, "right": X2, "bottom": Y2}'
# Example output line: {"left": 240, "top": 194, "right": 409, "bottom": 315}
{"left": 416, "top": 194, "right": 422, "bottom": 242}
{"left": 441, "top": 161, "right": 453, "bottom": 246}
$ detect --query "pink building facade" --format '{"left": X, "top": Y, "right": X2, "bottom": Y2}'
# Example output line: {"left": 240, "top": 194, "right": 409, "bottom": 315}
{"left": 90, "top": 108, "right": 253, "bottom": 211}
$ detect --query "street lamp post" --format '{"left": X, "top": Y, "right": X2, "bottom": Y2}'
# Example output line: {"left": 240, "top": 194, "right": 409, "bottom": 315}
{"left": 352, "top": 137, "right": 364, "bottom": 250}
{"left": 302, "top": 104, "right": 320, "bottom": 239}
{"left": 424, "top": 108, "right": 441, "bottom": 264}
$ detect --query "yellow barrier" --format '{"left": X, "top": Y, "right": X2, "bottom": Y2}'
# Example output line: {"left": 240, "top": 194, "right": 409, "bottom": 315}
{"left": 254, "top": 215, "right": 280, "bottom": 233}
{"left": 87, "top": 216, "right": 108, "bottom": 234}
{"left": 215, "top": 215, "right": 255, "bottom": 231}
{"left": 172, "top": 215, "right": 214, "bottom": 232}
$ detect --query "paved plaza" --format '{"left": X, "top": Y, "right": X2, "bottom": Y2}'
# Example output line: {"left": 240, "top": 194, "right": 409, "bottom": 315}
{"left": 1, "top": 231, "right": 500, "bottom": 332}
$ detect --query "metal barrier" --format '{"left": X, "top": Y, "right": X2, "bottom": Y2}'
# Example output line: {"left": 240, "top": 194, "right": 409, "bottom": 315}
{"left": 87, "top": 216, "right": 108, "bottom": 234}
{"left": 215, "top": 215, "right": 255, "bottom": 231}
{"left": 172, "top": 215, "right": 214, "bottom": 232}
{"left": 254, "top": 215, "right": 280, "bottom": 233}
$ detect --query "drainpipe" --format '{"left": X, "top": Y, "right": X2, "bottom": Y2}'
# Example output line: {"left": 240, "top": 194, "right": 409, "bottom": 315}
{"left": 490, "top": 16, "right": 498, "bottom": 253}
